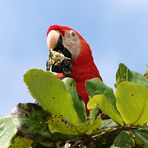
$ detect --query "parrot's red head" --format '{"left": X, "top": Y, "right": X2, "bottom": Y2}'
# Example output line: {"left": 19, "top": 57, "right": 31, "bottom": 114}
{"left": 46, "top": 24, "right": 102, "bottom": 105}
{"left": 47, "top": 25, "right": 92, "bottom": 61}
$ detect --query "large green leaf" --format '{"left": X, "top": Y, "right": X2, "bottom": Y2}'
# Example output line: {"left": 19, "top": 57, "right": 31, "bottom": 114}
{"left": 62, "top": 77, "right": 86, "bottom": 123}
{"left": 24, "top": 69, "right": 80, "bottom": 125}
{"left": 116, "top": 82, "right": 148, "bottom": 125}
{"left": 87, "top": 94, "right": 124, "bottom": 125}
{"left": 116, "top": 63, "right": 148, "bottom": 88}
{"left": 86, "top": 78, "right": 116, "bottom": 121}
{"left": 0, "top": 115, "right": 17, "bottom": 148}
{"left": 135, "top": 101, "right": 148, "bottom": 125}
{"left": 111, "top": 130, "right": 135, "bottom": 148}
{"left": 86, "top": 78, "right": 116, "bottom": 107}
{"left": 48, "top": 115, "right": 102, "bottom": 136}
{"left": 133, "top": 127, "right": 148, "bottom": 147}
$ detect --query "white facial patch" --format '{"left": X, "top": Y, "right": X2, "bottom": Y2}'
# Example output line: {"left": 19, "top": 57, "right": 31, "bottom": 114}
{"left": 63, "top": 30, "right": 80, "bottom": 59}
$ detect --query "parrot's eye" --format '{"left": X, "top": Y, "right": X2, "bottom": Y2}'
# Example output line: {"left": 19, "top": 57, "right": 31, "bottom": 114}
{"left": 71, "top": 32, "right": 75, "bottom": 37}
{"left": 69, "top": 31, "right": 76, "bottom": 38}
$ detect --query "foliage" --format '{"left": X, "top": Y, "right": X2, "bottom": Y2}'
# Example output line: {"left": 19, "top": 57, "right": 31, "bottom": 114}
{"left": 0, "top": 116, "right": 17, "bottom": 148}
{"left": 0, "top": 63, "right": 148, "bottom": 147}
{"left": 24, "top": 69, "right": 80, "bottom": 125}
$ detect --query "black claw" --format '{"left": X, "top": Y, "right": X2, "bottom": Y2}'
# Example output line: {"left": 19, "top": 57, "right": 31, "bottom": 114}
{"left": 50, "top": 59, "right": 72, "bottom": 77}
{"left": 61, "top": 59, "right": 72, "bottom": 76}
{"left": 51, "top": 63, "right": 63, "bottom": 73}
{"left": 61, "top": 59, "right": 72, "bottom": 68}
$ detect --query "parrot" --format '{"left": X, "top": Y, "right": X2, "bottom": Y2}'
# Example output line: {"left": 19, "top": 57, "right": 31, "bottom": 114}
{"left": 46, "top": 25, "right": 102, "bottom": 107}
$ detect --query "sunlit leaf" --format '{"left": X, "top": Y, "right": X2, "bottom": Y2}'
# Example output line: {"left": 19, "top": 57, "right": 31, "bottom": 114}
{"left": 87, "top": 94, "right": 124, "bottom": 125}
{"left": 135, "top": 101, "right": 148, "bottom": 125}
{"left": 116, "top": 82, "right": 148, "bottom": 125}
{"left": 0, "top": 115, "right": 17, "bottom": 148}
{"left": 24, "top": 69, "right": 80, "bottom": 125}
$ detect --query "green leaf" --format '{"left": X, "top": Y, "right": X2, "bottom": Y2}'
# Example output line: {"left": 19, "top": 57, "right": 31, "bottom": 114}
{"left": 24, "top": 69, "right": 80, "bottom": 125}
{"left": 116, "top": 63, "right": 133, "bottom": 87}
{"left": 9, "top": 136, "right": 33, "bottom": 148}
{"left": 87, "top": 94, "right": 124, "bottom": 125}
{"left": 133, "top": 127, "right": 148, "bottom": 147}
{"left": 76, "top": 116, "right": 102, "bottom": 135}
{"left": 116, "top": 82, "right": 148, "bottom": 125}
{"left": 10, "top": 103, "right": 52, "bottom": 143}
{"left": 116, "top": 63, "right": 148, "bottom": 88}
{"left": 86, "top": 78, "right": 116, "bottom": 121}
{"left": 62, "top": 77, "right": 86, "bottom": 123}
{"left": 0, "top": 115, "right": 17, "bottom": 148}
{"left": 86, "top": 78, "right": 116, "bottom": 107}
{"left": 135, "top": 101, "right": 148, "bottom": 125}
{"left": 89, "top": 107, "right": 99, "bottom": 122}
{"left": 48, "top": 115, "right": 78, "bottom": 136}
{"left": 111, "top": 130, "right": 135, "bottom": 148}
{"left": 48, "top": 115, "right": 102, "bottom": 136}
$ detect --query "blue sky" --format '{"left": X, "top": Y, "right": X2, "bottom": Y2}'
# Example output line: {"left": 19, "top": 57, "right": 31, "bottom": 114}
{"left": 0, "top": 0, "right": 148, "bottom": 115}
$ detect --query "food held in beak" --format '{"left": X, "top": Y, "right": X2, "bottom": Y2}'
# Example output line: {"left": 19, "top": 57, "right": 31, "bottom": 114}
{"left": 46, "top": 49, "right": 72, "bottom": 77}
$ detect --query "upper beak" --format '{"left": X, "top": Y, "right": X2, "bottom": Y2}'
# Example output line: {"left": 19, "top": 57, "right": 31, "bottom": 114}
{"left": 47, "top": 30, "right": 72, "bottom": 59}
{"left": 47, "top": 30, "right": 60, "bottom": 51}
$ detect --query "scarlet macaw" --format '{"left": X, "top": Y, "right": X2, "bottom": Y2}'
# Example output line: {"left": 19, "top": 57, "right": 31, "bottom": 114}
{"left": 46, "top": 25, "right": 102, "bottom": 106}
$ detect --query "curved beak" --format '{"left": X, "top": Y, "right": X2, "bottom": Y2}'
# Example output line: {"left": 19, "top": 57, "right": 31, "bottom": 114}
{"left": 47, "top": 30, "right": 60, "bottom": 51}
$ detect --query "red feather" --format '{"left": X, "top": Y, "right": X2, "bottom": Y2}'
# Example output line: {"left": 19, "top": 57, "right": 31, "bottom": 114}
{"left": 71, "top": 39, "right": 102, "bottom": 104}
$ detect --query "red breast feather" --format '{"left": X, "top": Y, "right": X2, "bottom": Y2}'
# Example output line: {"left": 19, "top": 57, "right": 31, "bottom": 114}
{"left": 71, "top": 36, "right": 102, "bottom": 104}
